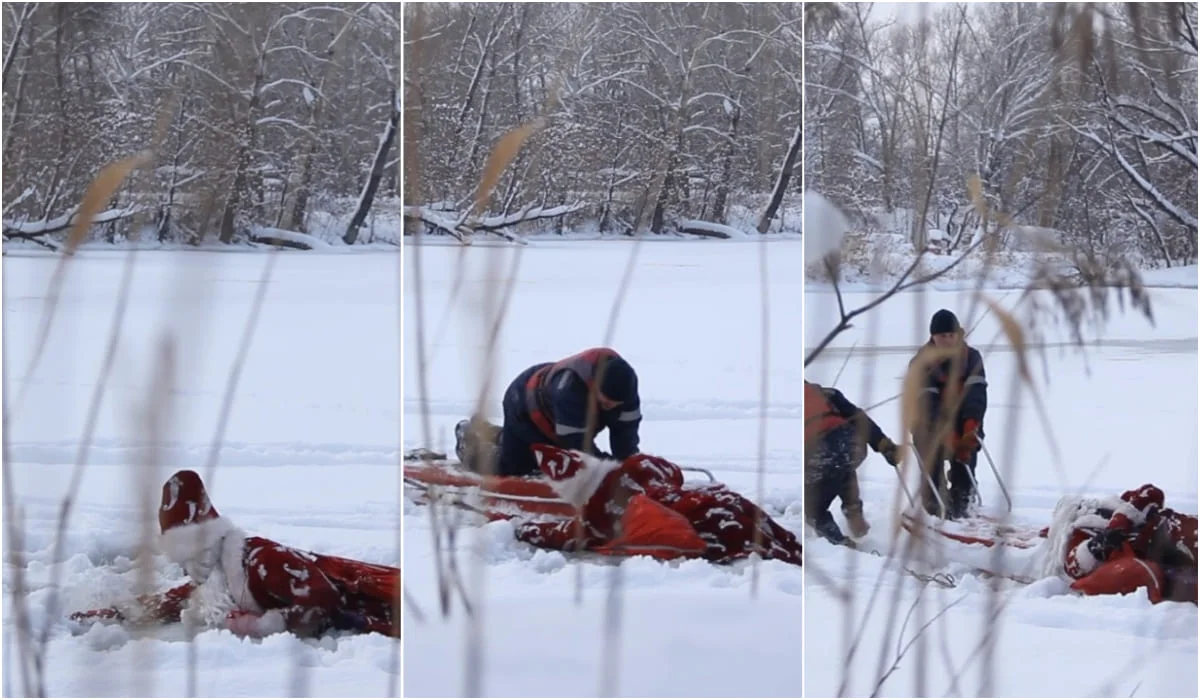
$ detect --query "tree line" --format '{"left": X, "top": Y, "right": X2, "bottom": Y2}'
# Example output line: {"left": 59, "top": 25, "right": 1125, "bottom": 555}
{"left": 805, "top": 2, "right": 1197, "bottom": 268}
{"left": 2, "top": 3, "right": 400, "bottom": 248}
{"left": 403, "top": 2, "right": 803, "bottom": 238}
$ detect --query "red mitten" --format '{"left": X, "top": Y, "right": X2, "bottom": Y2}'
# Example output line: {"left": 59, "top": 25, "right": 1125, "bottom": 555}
{"left": 955, "top": 420, "right": 980, "bottom": 461}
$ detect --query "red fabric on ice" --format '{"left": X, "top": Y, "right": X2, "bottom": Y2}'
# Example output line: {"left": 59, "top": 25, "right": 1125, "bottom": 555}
{"left": 514, "top": 447, "right": 803, "bottom": 566}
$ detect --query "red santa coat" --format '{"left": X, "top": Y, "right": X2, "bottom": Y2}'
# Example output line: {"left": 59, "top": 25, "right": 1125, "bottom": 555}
{"left": 71, "top": 470, "right": 400, "bottom": 638}
{"left": 513, "top": 447, "right": 803, "bottom": 566}
{"left": 1060, "top": 484, "right": 1197, "bottom": 604}
{"left": 1064, "top": 484, "right": 1197, "bottom": 579}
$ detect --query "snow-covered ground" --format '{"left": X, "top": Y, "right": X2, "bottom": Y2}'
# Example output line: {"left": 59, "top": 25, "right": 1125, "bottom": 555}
{"left": 3, "top": 250, "right": 403, "bottom": 696}
{"left": 402, "top": 239, "right": 805, "bottom": 697}
{"left": 7, "top": 238, "right": 1192, "bottom": 697}
{"left": 804, "top": 283, "right": 1199, "bottom": 697}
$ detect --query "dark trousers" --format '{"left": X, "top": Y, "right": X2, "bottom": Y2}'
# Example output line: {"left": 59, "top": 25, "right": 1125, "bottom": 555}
{"left": 495, "top": 365, "right": 550, "bottom": 477}
{"left": 915, "top": 437, "right": 977, "bottom": 519}
{"left": 805, "top": 424, "right": 865, "bottom": 543}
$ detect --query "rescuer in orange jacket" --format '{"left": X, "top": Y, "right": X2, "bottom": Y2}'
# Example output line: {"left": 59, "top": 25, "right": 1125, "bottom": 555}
{"left": 456, "top": 348, "right": 642, "bottom": 477}
{"left": 805, "top": 380, "right": 900, "bottom": 546}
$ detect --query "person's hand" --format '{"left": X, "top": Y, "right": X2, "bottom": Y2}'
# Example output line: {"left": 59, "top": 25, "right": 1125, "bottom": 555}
{"left": 955, "top": 420, "right": 980, "bottom": 461}
{"left": 876, "top": 437, "right": 901, "bottom": 466}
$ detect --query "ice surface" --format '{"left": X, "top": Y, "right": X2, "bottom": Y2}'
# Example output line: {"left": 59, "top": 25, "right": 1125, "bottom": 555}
{"left": 804, "top": 280, "right": 1198, "bottom": 697}
{"left": 402, "top": 238, "right": 805, "bottom": 697}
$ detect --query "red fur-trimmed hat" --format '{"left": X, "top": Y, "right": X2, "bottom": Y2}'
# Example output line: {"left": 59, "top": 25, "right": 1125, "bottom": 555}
{"left": 159, "top": 470, "right": 220, "bottom": 533}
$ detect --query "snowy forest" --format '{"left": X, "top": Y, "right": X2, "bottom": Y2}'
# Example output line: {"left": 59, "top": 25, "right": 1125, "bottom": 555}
{"left": 805, "top": 2, "right": 1198, "bottom": 269}
{"left": 1, "top": 3, "right": 400, "bottom": 249}
{"left": 403, "top": 2, "right": 803, "bottom": 240}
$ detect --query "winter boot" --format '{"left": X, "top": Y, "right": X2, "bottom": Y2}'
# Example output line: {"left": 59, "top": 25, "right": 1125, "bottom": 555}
{"left": 946, "top": 460, "right": 977, "bottom": 520}
{"left": 455, "top": 416, "right": 501, "bottom": 473}
{"left": 843, "top": 501, "right": 870, "bottom": 539}
{"left": 808, "top": 512, "right": 853, "bottom": 548}
{"left": 839, "top": 470, "right": 869, "bottom": 538}
{"left": 453, "top": 419, "right": 470, "bottom": 464}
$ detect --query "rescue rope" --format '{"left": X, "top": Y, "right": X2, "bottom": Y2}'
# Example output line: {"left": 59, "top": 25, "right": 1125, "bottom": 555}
{"left": 869, "top": 548, "right": 958, "bottom": 588}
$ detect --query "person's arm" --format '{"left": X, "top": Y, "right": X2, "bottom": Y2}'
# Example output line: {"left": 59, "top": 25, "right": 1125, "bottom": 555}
{"left": 824, "top": 386, "right": 887, "bottom": 451}
{"left": 70, "top": 582, "right": 196, "bottom": 625}
{"left": 959, "top": 348, "right": 988, "bottom": 428}
{"left": 545, "top": 372, "right": 604, "bottom": 454}
{"left": 907, "top": 347, "right": 940, "bottom": 426}
{"left": 607, "top": 394, "right": 642, "bottom": 459}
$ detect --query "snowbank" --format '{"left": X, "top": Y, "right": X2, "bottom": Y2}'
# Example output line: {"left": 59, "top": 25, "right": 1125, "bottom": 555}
{"left": 1139, "top": 264, "right": 1198, "bottom": 288}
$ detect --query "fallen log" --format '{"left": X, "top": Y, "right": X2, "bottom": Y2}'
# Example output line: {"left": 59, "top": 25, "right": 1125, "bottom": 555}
{"left": 2, "top": 205, "right": 142, "bottom": 237}
{"left": 403, "top": 201, "right": 586, "bottom": 244}
{"left": 1, "top": 231, "right": 60, "bottom": 251}
{"left": 247, "top": 226, "right": 332, "bottom": 251}
{"left": 677, "top": 219, "right": 744, "bottom": 240}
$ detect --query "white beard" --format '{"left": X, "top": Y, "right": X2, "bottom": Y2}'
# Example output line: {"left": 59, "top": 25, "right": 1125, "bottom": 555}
{"left": 1036, "top": 494, "right": 1126, "bottom": 578}
{"left": 179, "top": 569, "right": 238, "bottom": 630}
{"left": 158, "top": 517, "right": 261, "bottom": 615}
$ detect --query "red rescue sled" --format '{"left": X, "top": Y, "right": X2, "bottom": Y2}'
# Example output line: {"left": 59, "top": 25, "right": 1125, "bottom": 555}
{"left": 403, "top": 454, "right": 577, "bottom": 518}
{"left": 403, "top": 450, "right": 722, "bottom": 562}
{"left": 900, "top": 511, "right": 1048, "bottom": 550}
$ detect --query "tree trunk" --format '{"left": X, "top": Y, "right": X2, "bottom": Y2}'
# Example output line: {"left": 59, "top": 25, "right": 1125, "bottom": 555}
{"left": 344, "top": 96, "right": 399, "bottom": 245}
{"left": 219, "top": 61, "right": 266, "bottom": 244}
{"left": 756, "top": 124, "right": 801, "bottom": 233}
{"left": 712, "top": 97, "right": 741, "bottom": 224}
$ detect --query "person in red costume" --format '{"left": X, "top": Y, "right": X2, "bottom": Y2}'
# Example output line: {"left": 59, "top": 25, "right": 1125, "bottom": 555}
{"left": 69, "top": 470, "right": 401, "bottom": 638}
{"left": 512, "top": 445, "right": 803, "bottom": 566}
{"left": 1062, "top": 483, "right": 1197, "bottom": 604}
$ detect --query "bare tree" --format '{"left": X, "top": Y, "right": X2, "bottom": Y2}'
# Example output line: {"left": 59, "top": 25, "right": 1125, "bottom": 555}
{"left": 804, "top": 2, "right": 1198, "bottom": 270}
{"left": 404, "top": 2, "right": 803, "bottom": 241}
{"left": 2, "top": 3, "right": 399, "bottom": 248}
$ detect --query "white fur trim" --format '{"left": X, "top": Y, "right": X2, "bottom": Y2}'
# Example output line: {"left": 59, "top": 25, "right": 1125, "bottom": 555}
{"left": 179, "top": 575, "right": 238, "bottom": 629}
{"left": 545, "top": 451, "right": 621, "bottom": 508}
{"left": 160, "top": 517, "right": 235, "bottom": 565}
{"left": 219, "top": 530, "right": 259, "bottom": 613}
{"left": 1110, "top": 499, "right": 1146, "bottom": 526}
{"left": 1067, "top": 540, "right": 1099, "bottom": 578}
{"left": 1038, "top": 494, "right": 1126, "bottom": 578}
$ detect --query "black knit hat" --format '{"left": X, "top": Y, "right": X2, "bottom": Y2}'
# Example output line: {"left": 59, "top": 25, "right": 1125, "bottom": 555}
{"left": 599, "top": 356, "right": 637, "bottom": 402}
{"left": 929, "top": 309, "right": 961, "bottom": 336}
